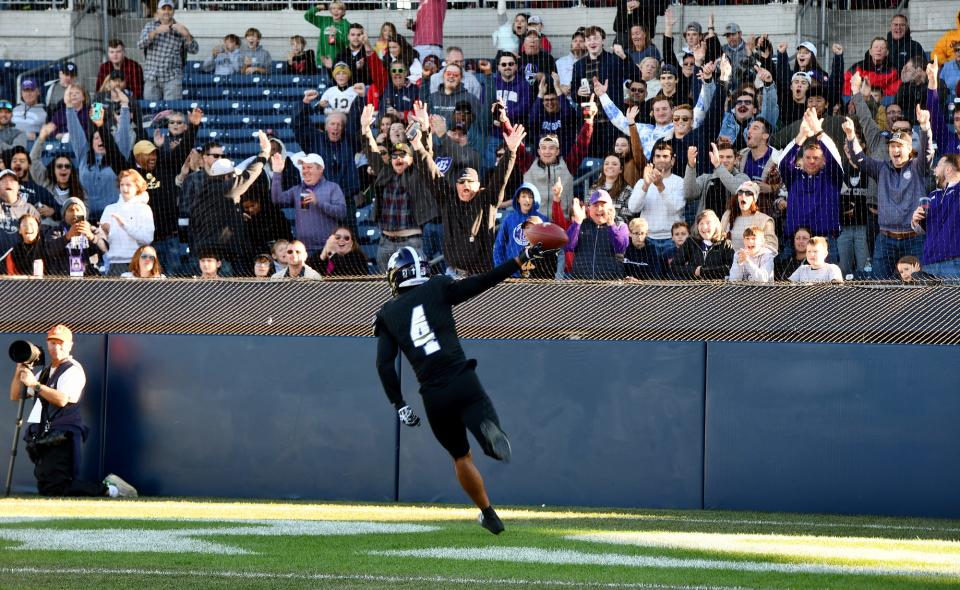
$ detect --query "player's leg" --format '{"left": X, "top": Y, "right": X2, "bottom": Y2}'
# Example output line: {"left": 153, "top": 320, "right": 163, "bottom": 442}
{"left": 460, "top": 375, "right": 511, "bottom": 462}
{"left": 422, "top": 387, "right": 505, "bottom": 535}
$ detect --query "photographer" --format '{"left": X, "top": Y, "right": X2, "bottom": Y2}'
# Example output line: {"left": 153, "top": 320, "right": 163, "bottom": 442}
{"left": 9, "top": 325, "right": 136, "bottom": 497}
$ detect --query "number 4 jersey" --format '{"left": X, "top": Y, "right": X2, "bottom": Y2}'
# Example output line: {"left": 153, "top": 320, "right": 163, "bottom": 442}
{"left": 374, "top": 275, "right": 467, "bottom": 392}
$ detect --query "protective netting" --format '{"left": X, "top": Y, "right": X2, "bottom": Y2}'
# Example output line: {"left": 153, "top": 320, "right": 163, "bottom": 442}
{"left": 1, "top": 276, "right": 958, "bottom": 346}
{"left": 7, "top": 2, "right": 954, "bottom": 286}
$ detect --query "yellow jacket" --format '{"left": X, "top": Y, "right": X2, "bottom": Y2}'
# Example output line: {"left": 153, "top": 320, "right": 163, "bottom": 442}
{"left": 931, "top": 11, "right": 960, "bottom": 63}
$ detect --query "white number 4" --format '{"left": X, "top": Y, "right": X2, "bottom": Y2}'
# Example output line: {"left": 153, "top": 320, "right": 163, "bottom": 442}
{"left": 410, "top": 305, "right": 440, "bottom": 355}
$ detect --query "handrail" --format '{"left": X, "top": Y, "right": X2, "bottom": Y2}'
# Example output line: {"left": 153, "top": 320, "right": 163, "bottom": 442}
{"left": 14, "top": 47, "right": 103, "bottom": 101}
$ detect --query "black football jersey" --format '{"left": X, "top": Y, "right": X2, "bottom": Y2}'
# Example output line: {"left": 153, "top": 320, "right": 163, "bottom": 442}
{"left": 375, "top": 259, "right": 520, "bottom": 399}
{"left": 376, "top": 275, "right": 468, "bottom": 390}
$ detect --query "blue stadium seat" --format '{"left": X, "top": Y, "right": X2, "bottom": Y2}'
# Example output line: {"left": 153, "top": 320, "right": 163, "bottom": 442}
{"left": 140, "top": 99, "right": 201, "bottom": 114}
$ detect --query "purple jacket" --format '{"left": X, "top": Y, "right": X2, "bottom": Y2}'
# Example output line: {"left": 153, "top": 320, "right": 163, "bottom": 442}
{"left": 271, "top": 175, "right": 346, "bottom": 252}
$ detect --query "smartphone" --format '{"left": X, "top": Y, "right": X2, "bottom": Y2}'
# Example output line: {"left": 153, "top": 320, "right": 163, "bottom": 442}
{"left": 91, "top": 102, "right": 104, "bottom": 123}
{"left": 579, "top": 78, "right": 590, "bottom": 94}
{"left": 405, "top": 121, "right": 421, "bottom": 141}
{"left": 75, "top": 214, "right": 85, "bottom": 224}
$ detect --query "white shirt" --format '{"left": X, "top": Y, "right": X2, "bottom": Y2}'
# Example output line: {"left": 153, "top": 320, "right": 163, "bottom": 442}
{"left": 26, "top": 358, "right": 86, "bottom": 424}
{"left": 555, "top": 53, "right": 580, "bottom": 87}
{"left": 320, "top": 85, "right": 359, "bottom": 115}
{"left": 788, "top": 264, "right": 843, "bottom": 283}
{"left": 627, "top": 173, "right": 686, "bottom": 240}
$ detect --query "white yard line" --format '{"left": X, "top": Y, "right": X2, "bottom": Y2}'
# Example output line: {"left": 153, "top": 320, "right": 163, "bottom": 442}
{"left": 371, "top": 546, "right": 957, "bottom": 579}
{"left": 0, "top": 566, "right": 766, "bottom": 590}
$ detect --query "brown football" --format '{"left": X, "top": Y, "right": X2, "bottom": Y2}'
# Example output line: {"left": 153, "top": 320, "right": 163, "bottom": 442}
{"left": 523, "top": 222, "right": 568, "bottom": 250}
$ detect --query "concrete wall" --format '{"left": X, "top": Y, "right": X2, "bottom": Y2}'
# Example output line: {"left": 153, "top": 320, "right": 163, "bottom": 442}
{"left": 3, "top": 331, "right": 959, "bottom": 518}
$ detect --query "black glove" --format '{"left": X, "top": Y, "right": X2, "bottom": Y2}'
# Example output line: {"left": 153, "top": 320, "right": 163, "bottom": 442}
{"left": 517, "top": 242, "right": 545, "bottom": 265}
{"left": 397, "top": 404, "right": 421, "bottom": 427}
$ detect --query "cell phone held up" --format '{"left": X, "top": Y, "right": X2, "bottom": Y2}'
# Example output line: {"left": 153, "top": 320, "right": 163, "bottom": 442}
{"left": 405, "top": 121, "right": 421, "bottom": 141}
{"left": 90, "top": 102, "right": 105, "bottom": 123}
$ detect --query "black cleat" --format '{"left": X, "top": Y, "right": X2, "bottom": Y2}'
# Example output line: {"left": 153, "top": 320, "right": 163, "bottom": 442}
{"left": 479, "top": 507, "right": 505, "bottom": 535}
{"left": 480, "top": 421, "right": 512, "bottom": 463}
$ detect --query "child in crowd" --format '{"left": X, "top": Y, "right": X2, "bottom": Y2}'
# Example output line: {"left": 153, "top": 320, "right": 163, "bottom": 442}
{"left": 202, "top": 34, "right": 242, "bottom": 76}
{"left": 897, "top": 255, "right": 941, "bottom": 284}
{"left": 253, "top": 253, "right": 273, "bottom": 278}
{"left": 729, "top": 226, "right": 775, "bottom": 282}
{"left": 623, "top": 217, "right": 662, "bottom": 280}
{"left": 788, "top": 236, "right": 843, "bottom": 283}
{"left": 286, "top": 35, "right": 318, "bottom": 75}
{"left": 271, "top": 239, "right": 289, "bottom": 275}
{"left": 197, "top": 249, "right": 222, "bottom": 279}
{"left": 663, "top": 220, "right": 688, "bottom": 278}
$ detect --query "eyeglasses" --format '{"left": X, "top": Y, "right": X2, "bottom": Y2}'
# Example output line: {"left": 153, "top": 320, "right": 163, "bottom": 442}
{"left": 672, "top": 115, "right": 691, "bottom": 122}
{"left": 736, "top": 190, "right": 755, "bottom": 196}
{"left": 206, "top": 152, "right": 224, "bottom": 159}
{"left": 139, "top": 253, "right": 156, "bottom": 261}
{"left": 55, "top": 163, "right": 72, "bottom": 169}
{"left": 682, "top": 61, "right": 696, "bottom": 67}
{"left": 333, "top": 234, "right": 352, "bottom": 241}
{"left": 0, "top": 101, "right": 12, "bottom": 109}
{"left": 389, "top": 68, "right": 407, "bottom": 74}
{"left": 629, "top": 86, "right": 646, "bottom": 92}
{"left": 499, "top": 62, "right": 516, "bottom": 67}
{"left": 286, "top": 249, "right": 305, "bottom": 255}
{"left": 390, "top": 153, "right": 407, "bottom": 160}
{"left": 168, "top": 120, "right": 186, "bottom": 125}
{"left": 735, "top": 99, "right": 754, "bottom": 107}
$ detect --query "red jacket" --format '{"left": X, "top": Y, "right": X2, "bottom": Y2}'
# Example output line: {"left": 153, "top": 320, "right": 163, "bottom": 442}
{"left": 96, "top": 58, "right": 145, "bottom": 99}
{"left": 843, "top": 55, "right": 900, "bottom": 97}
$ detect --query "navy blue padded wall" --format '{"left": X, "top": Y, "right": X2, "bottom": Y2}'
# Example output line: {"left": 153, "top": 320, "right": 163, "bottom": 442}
{"left": 397, "top": 339, "right": 706, "bottom": 509}
{"left": 704, "top": 342, "right": 960, "bottom": 518}
{"left": 0, "top": 332, "right": 106, "bottom": 495}
{"left": 102, "top": 334, "right": 395, "bottom": 500}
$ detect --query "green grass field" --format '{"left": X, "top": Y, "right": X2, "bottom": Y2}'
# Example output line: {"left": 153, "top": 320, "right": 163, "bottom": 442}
{"left": 1, "top": 498, "right": 959, "bottom": 589}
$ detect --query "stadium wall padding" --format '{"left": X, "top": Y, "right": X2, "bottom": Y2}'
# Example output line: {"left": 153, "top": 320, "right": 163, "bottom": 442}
{"left": 2, "top": 333, "right": 958, "bottom": 518}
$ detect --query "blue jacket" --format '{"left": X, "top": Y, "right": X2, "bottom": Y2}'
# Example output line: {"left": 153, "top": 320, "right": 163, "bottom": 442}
{"left": 917, "top": 182, "right": 960, "bottom": 266}
{"left": 718, "top": 83, "right": 779, "bottom": 148}
{"left": 493, "top": 183, "right": 547, "bottom": 273}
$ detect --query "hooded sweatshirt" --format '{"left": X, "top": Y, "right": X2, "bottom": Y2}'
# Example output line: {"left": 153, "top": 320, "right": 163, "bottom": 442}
{"left": 493, "top": 183, "right": 548, "bottom": 272}
{"left": 100, "top": 191, "right": 155, "bottom": 265}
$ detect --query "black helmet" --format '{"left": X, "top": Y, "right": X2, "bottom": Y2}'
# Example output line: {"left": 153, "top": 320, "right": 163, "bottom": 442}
{"left": 386, "top": 246, "right": 430, "bottom": 295}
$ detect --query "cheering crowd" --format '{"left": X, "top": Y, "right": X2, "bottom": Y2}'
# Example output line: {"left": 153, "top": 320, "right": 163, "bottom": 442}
{"left": 1, "top": 0, "right": 959, "bottom": 284}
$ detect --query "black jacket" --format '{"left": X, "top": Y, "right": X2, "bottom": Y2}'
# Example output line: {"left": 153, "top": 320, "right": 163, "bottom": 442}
{"left": 673, "top": 236, "right": 735, "bottom": 279}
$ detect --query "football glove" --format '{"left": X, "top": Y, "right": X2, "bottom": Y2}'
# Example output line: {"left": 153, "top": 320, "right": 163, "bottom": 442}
{"left": 517, "top": 242, "right": 546, "bottom": 264}
{"left": 398, "top": 405, "right": 421, "bottom": 427}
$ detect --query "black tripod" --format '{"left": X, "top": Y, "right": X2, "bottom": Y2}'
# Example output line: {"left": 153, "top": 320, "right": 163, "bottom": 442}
{"left": 4, "top": 390, "right": 27, "bottom": 497}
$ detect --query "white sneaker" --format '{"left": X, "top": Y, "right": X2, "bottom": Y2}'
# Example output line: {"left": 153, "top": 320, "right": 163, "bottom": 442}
{"left": 104, "top": 473, "right": 138, "bottom": 498}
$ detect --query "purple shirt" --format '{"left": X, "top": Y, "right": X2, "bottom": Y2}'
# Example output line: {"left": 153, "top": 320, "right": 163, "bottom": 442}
{"left": 271, "top": 175, "right": 346, "bottom": 252}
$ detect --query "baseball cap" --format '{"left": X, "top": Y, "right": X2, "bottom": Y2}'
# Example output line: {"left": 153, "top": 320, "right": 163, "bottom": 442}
{"left": 332, "top": 61, "right": 352, "bottom": 75}
{"left": 528, "top": 15, "right": 542, "bottom": 25}
{"left": 660, "top": 64, "right": 678, "bottom": 78}
{"left": 887, "top": 131, "right": 912, "bottom": 148}
{"left": 254, "top": 253, "right": 272, "bottom": 263}
{"left": 588, "top": 189, "right": 612, "bottom": 205}
{"left": 0, "top": 100, "right": 12, "bottom": 111}
{"left": 295, "top": 153, "right": 325, "bottom": 167}
{"left": 450, "top": 122, "right": 468, "bottom": 134}
{"left": 46, "top": 324, "right": 73, "bottom": 343}
{"left": 538, "top": 134, "right": 560, "bottom": 148}
{"left": 132, "top": 140, "right": 157, "bottom": 157}
{"left": 791, "top": 71, "right": 812, "bottom": 84}
{"left": 724, "top": 23, "right": 741, "bottom": 35}
{"left": 457, "top": 167, "right": 480, "bottom": 183}
{"left": 454, "top": 100, "right": 473, "bottom": 113}
{"left": 60, "top": 62, "right": 77, "bottom": 75}
{"left": 0, "top": 169, "right": 19, "bottom": 182}
{"left": 158, "top": 0, "right": 174, "bottom": 8}
{"left": 210, "top": 158, "right": 236, "bottom": 176}
{"left": 685, "top": 22, "right": 702, "bottom": 34}
{"left": 798, "top": 41, "right": 818, "bottom": 58}
{"left": 20, "top": 79, "right": 37, "bottom": 91}
{"left": 391, "top": 143, "right": 412, "bottom": 157}
{"left": 736, "top": 181, "right": 760, "bottom": 199}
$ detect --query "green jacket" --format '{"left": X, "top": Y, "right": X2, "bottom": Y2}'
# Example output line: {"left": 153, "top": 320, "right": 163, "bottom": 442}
{"left": 303, "top": 8, "right": 351, "bottom": 65}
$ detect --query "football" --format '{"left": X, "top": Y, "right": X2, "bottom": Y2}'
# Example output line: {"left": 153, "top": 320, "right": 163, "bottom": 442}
{"left": 523, "top": 221, "right": 568, "bottom": 250}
